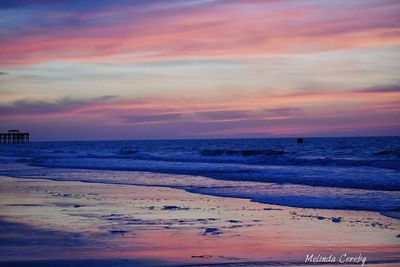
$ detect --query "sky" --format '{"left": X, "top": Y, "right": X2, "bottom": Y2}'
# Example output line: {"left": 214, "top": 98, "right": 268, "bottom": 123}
{"left": 0, "top": 0, "right": 399, "bottom": 141}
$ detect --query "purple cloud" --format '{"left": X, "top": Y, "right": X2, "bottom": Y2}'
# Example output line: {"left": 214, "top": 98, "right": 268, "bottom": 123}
{"left": 357, "top": 85, "right": 400, "bottom": 93}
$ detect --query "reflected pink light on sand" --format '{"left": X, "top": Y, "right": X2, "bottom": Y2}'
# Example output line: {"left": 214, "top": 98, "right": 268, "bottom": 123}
{"left": 103, "top": 226, "right": 400, "bottom": 265}
{"left": 0, "top": 176, "right": 399, "bottom": 265}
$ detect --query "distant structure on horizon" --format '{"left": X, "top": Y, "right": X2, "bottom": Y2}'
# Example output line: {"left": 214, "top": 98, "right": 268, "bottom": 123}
{"left": 0, "top": 130, "right": 30, "bottom": 144}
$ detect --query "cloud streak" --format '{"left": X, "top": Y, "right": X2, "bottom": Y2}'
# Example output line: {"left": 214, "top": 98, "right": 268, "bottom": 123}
{"left": 1, "top": 85, "right": 399, "bottom": 140}
{"left": 0, "top": 95, "right": 115, "bottom": 116}
{"left": 356, "top": 85, "right": 400, "bottom": 93}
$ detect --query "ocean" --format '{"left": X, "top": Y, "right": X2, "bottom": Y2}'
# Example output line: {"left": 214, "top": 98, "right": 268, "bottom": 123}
{"left": 1, "top": 137, "right": 399, "bottom": 215}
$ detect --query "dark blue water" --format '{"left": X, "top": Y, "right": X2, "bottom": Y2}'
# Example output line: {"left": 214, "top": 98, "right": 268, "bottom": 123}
{"left": 1, "top": 137, "right": 399, "bottom": 213}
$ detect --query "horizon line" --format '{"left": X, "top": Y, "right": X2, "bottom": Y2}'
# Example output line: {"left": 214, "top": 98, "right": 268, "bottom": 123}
{"left": 20, "top": 135, "right": 400, "bottom": 143}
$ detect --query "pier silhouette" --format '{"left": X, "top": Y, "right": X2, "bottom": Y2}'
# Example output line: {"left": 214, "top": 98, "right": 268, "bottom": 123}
{"left": 0, "top": 130, "right": 30, "bottom": 144}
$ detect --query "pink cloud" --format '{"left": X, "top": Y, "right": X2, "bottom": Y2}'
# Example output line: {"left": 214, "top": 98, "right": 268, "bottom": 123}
{"left": 1, "top": 86, "right": 399, "bottom": 139}
{"left": 1, "top": 1, "right": 399, "bottom": 66}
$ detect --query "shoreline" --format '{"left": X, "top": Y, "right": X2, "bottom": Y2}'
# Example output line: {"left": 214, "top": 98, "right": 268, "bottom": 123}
{"left": 0, "top": 174, "right": 399, "bottom": 266}
{"left": 1, "top": 162, "right": 399, "bottom": 215}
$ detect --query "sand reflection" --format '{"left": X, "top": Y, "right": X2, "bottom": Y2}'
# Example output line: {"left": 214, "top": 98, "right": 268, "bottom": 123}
{"left": 0, "top": 175, "right": 399, "bottom": 266}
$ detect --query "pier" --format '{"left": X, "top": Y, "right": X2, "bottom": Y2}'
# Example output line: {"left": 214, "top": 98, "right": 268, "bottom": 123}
{"left": 0, "top": 130, "right": 30, "bottom": 144}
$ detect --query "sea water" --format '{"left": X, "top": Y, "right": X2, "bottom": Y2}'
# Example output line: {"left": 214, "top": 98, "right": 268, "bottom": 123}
{"left": 0, "top": 137, "right": 399, "bottom": 213}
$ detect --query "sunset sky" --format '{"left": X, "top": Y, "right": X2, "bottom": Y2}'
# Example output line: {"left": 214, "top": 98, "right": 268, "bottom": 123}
{"left": 0, "top": 0, "right": 399, "bottom": 140}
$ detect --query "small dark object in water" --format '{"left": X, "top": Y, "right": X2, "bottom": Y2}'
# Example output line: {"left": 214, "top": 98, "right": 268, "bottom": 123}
{"left": 202, "top": 227, "right": 222, "bottom": 235}
{"left": 226, "top": 220, "right": 242, "bottom": 223}
{"left": 163, "top": 205, "right": 179, "bottom": 210}
{"left": 297, "top": 138, "right": 304, "bottom": 144}
{"left": 109, "top": 230, "right": 128, "bottom": 235}
{"left": 331, "top": 217, "right": 342, "bottom": 223}
{"left": 162, "top": 205, "right": 189, "bottom": 210}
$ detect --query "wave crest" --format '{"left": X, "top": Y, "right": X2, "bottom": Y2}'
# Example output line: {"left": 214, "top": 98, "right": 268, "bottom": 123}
{"left": 200, "top": 149, "right": 285, "bottom": 157}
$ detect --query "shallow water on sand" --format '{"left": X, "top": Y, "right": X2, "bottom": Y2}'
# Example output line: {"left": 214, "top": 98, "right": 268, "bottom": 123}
{"left": 0, "top": 175, "right": 399, "bottom": 266}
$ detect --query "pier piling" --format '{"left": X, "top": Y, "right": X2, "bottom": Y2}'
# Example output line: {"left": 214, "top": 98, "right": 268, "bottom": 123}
{"left": 0, "top": 130, "right": 30, "bottom": 144}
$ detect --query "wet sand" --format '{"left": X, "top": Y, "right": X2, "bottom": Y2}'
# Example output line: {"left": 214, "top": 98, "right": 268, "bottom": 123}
{"left": 0, "top": 175, "right": 399, "bottom": 266}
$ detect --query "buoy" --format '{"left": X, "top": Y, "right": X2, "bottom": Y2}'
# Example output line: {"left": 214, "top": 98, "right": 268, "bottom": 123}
{"left": 297, "top": 138, "right": 304, "bottom": 144}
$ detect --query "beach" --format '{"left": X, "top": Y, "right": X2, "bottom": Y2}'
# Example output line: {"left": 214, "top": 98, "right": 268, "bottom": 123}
{"left": 1, "top": 174, "right": 399, "bottom": 266}
{"left": 2, "top": 0, "right": 400, "bottom": 265}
